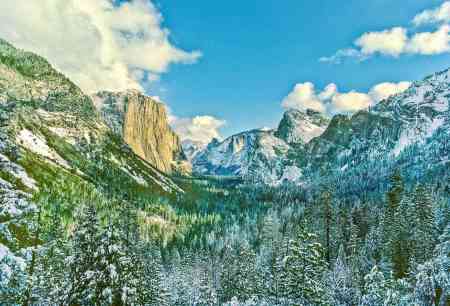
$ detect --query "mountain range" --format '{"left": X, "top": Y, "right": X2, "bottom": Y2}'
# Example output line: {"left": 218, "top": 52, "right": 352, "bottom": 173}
{"left": 187, "top": 70, "right": 449, "bottom": 192}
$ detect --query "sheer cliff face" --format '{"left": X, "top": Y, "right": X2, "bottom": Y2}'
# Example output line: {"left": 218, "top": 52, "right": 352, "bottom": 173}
{"left": 94, "top": 91, "right": 188, "bottom": 174}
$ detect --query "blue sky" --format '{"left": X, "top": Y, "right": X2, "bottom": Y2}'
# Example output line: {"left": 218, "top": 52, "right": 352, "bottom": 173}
{"left": 2, "top": 0, "right": 450, "bottom": 143}
{"left": 148, "top": 0, "right": 450, "bottom": 138}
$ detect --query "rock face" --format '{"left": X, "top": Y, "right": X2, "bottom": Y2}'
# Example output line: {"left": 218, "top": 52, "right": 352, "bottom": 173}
{"left": 276, "top": 109, "right": 330, "bottom": 144}
{"left": 192, "top": 126, "right": 304, "bottom": 185}
{"left": 93, "top": 91, "right": 189, "bottom": 174}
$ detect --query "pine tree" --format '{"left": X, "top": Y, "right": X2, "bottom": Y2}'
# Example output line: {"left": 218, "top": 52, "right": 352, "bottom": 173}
{"left": 383, "top": 170, "right": 404, "bottom": 250}
{"left": 32, "top": 223, "right": 69, "bottom": 304}
{"left": 328, "top": 245, "right": 360, "bottom": 306}
{"left": 383, "top": 170, "right": 407, "bottom": 278}
{"left": 94, "top": 225, "right": 137, "bottom": 305}
{"left": 195, "top": 265, "right": 218, "bottom": 306}
{"left": 360, "top": 265, "right": 388, "bottom": 306}
{"left": 234, "top": 244, "right": 260, "bottom": 302}
{"left": 412, "top": 184, "right": 436, "bottom": 263}
{"left": 65, "top": 203, "right": 102, "bottom": 305}
{"left": 282, "top": 225, "right": 329, "bottom": 305}
{"left": 321, "top": 189, "right": 333, "bottom": 264}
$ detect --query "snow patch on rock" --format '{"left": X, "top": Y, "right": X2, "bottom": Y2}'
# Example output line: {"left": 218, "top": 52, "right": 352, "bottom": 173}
{"left": 16, "top": 129, "right": 71, "bottom": 169}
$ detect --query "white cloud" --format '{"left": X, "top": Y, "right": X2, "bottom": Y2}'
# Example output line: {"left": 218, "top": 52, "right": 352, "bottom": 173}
{"left": 0, "top": 0, "right": 201, "bottom": 93}
{"left": 319, "top": 48, "right": 368, "bottom": 64}
{"left": 406, "top": 24, "right": 450, "bottom": 54}
{"left": 171, "top": 115, "right": 226, "bottom": 145}
{"left": 281, "top": 82, "right": 327, "bottom": 113}
{"left": 330, "top": 92, "right": 372, "bottom": 113}
{"left": 413, "top": 1, "right": 450, "bottom": 26}
{"left": 322, "top": 2, "right": 450, "bottom": 63}
{"left": 368, "top": 81, "right": 411, "bottom": 102}
{"left": 282, "top": 81, "right": 410, "bottom": 115}
{"left": 355, "top": 27, "right": 408, "bottom": 56}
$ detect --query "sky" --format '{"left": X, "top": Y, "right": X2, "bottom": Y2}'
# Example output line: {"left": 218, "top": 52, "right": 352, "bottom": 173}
{"left": 1, "top": 0, "right": 450, "bottom": 144}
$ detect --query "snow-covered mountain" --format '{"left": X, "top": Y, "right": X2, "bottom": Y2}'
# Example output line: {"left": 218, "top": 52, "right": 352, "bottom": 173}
{"left": 191, "top": 109, "right": 330, "bottom": 184}
{"left": 181, "top": 139, "right": 207, "bottom": 162}
{"left": 191, "top": 69, "right": 450, "bottom": 189}
{"left": 275, "top": 109, "right": 330, "bottom": 144}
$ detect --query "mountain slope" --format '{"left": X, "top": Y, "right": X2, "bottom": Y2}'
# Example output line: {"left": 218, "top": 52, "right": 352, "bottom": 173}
{"left": 0, "top": 39, "right": 186, "bottom": 286}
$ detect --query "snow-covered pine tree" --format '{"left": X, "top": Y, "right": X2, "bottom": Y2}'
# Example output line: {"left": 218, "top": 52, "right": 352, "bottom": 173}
{"left": 328, "top": 245, "right": 360, "bottom": 306}
{"left": 65, "top": 203, "right": 102, "bottom": 305}
{"left": 413, "top": 225, "right": 450, "bottom": 306}
{"left": 31, "top": 223, "right": 69, "bottom": 304}
{"left": 412, "top": 184, "right": 436, "bottom": 264}
{"left": 282, "top": 225, "right": 329, "bottom": 305}
{"left": 360, "top": 265, "right": 388, "bottom": 306}
{"left": 233, "top": 243, "right": 260, "bottom": 302}
{"left": 194, "top": 264, "right": 218, "bottom": 306}
{"left": 94, "top": 224, "right": 137, "bottom": 305}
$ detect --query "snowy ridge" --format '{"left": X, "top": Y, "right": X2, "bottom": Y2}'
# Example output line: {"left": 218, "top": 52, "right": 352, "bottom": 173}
{"left": 192, "top": 68, "right": 450, "bottom": 186}
{"left": 191, "top": 109, "right": 327, "bottom": 185}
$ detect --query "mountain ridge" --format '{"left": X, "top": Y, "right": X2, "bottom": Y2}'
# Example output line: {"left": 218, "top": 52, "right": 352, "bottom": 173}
{"left": 190, "top": 69, "right": 450, "bottom": 190}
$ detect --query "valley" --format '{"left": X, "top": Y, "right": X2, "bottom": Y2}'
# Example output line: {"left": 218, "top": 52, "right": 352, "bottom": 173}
{"left": 0, "top": 38, "right": 449, "bottom": 306}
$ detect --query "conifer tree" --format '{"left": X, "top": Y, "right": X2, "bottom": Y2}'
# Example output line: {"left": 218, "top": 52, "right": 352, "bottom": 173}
{"left": 412, "top": 184, "right": 436, "bottom": 263}
{"left": 360, "top": 265, "right": 388, "bottom": 306}
{"left": 321, "top": 189, "right": 333, "bottom": 264}
{"left": 65, "top": 203, "right": 102, "bottom": 305}
{"left": 282, "top": 225, "right": 329, "bottom": 305}
{"left": 94, "top": 225, "right": 137, "bottom": 305}
{"left": 328, "top": 245, "right": 360, "bottom": 306}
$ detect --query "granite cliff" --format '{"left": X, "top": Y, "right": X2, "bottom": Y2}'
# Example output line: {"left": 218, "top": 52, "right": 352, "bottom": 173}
{"left": 93, "top": 91, "right": 189, "bottom": 174}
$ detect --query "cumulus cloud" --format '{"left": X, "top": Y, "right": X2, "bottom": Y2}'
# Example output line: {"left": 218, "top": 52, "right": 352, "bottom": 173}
{"left": 331, "top": 92, "right": 372, "bottom": 113}
{"left": 322, "top": 2, "right": 450, "bottom": 63}
{"left": 171, "top": 115, "right": 226, "bottom": 145}
{"left": 413, "top": 1, "right": 450, "bottom": 26}
{"left": 355, "top": 27, "right": 408, "bottom": 57}
{"left": 282, "top": 81, "right": 410, "bottom": 115}
{"left": 407, "top": 24, "right": 450, "bottom": 54}
{"left": 0, "top": 0, "right": 201, "bottom": 93}
{"left": 281, "top": 82, "right": 327, "bottom": 113}
{"left": 368, "top": 81, "right": 412, "bottom": 102}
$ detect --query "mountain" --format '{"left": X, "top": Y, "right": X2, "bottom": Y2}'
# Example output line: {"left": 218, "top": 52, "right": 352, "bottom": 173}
{"left": 275, "top": 108, "right": 330, "bottom": 144}
{"left": 93, "top": 91, "right": 190, "bottom": 174}
{"left": 191, "top": 69, "right": 450, "bottom": 190}
{"left": 191, "top": 108, "right": 329, "bottom": 184}
{"left": 193, "top": 129, "right": 292, "bottom": 184}
{"left": 0, "top": 39, "right": 186, "bottom": 278}
{"left": 181, "top": 139, "right": 207, "bottom": 162}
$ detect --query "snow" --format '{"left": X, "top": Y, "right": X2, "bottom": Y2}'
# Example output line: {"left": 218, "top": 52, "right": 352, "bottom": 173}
{"left": 48, "top": 127, "right": 77, "bottom": 145}
{"left": 278, "top": 165, "right": 303, "bottom": 184}
{"left": 16, "top": 129, "right": 71, "bottom": 169}
{"left": 120, "top": 167, "right": 148, "bottom": 186}
{"left": 393, "top": 117, "right": 445, "bottom": 157}
{"left": 0, "top": 153, "right": 37, "bottom": 190}
{"left": 0, "top": 243, "right": 27, "bottom": 286}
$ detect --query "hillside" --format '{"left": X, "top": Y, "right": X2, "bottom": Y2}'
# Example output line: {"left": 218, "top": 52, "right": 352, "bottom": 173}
{"left": 0, "top": 39, "right": 185, "bottom": 296}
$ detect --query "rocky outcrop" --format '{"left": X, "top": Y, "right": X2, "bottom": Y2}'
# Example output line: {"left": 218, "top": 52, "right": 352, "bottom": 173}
{"left": 94, "top": 90, "right": 189, "bottom": 174}
{"left": 275, "top": 109, "right": 330, "bottom": 144}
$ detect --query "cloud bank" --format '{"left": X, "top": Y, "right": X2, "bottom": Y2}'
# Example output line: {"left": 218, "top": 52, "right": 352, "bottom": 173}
{"left": 321, "top": 2, "right": 450, "bottom": 63}
{"left": 0, "top": 0, "right": 201, "bottom": 93}
{"left": 282, "top": 81, "right": 411, "bottom": 115}
{"left": 170, "top": 115, "right": 226, "bottom": 145}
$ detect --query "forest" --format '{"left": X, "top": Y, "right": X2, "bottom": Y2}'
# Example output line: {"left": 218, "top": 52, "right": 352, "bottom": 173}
{"left": 2, "top": 167, "right": 449, "bottom": 306}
